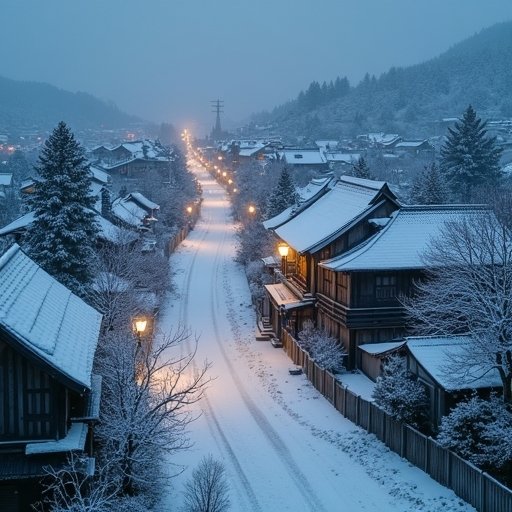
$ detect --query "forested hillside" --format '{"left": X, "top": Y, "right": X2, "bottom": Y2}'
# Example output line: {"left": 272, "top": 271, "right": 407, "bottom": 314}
{"left": 252, "top": 22, "right": 512, "bottom": 138}
{"left": 0, "top": 75, "right": 138, "bottom": 134}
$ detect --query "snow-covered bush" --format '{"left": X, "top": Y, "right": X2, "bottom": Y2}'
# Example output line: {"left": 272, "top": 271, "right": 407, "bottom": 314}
{"left": 372, "top": 355, "right": 428, "bottom": 428}
{"left": 437, "top": 394, "right": 512, "bottom": 469}
{"left": 245, "top": 260, "right": 272, "bottom": 304}
{"left": 298, "top": 320, "right": 345, "bottom": 374}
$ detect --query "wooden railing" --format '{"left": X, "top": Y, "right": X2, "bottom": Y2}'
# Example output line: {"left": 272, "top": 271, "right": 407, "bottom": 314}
{"left": 281, "top": 329, "right": 512, "bottom": 512}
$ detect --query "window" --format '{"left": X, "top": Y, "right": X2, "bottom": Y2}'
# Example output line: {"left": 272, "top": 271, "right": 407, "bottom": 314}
{"left": 375, "top": 275, "right": 396, "bottom": 300}
{"left": 294, "top": 154, "right": 303, "bottom": 159}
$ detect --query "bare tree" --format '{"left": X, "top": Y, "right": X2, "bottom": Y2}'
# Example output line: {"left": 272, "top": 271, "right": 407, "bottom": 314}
{"left": 34, "top": 454, "right": 118, "bottom": 512}
{"left": 402, "top": 211, "right": 512, "bottom": 402}
{"left": 90, "top": 235, "right": 169, "bottom": 332}
{"left": 95, "top": 327, "right": 211, "bottom": 499}
{"left": 182, "top": 455, "right": 230, "bottom": 512}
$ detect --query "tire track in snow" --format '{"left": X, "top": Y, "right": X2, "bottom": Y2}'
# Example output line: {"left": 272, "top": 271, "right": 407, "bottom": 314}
{"left": 175, "top": 164, "right": 263, "bottom": 512}
{"left": 208, "top": 209, "right": 328, "bottom": 512}
{"left": 211, "top": 260, "right": 328, "bottom": 512}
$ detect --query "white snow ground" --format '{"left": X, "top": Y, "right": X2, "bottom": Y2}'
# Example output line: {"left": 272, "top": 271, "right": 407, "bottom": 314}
{"left": 158, "top": 159, "right": 474, "bottom": 512}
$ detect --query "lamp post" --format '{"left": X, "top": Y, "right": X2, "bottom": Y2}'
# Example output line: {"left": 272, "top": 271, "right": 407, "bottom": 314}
{"left": 133, "top": 317, "right": 147, "bottom": 347}
{"left": 278, "top": 243, "right": 289, "bottom": 276}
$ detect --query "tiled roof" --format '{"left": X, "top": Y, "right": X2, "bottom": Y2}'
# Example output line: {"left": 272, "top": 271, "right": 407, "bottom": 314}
{"left": 321, "top": 205, "right": 488, "bottom": 271}
{"left": 0, "top": 245, "right": 102, "bottom": 389}
{"left": 274, "top": 177, "right": 387, "bottom": 253}
{"left": 407, "top": 335, "right": 502, "bottom": 391}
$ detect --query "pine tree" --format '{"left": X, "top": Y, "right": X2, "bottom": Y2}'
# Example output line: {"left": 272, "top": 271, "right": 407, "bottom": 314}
{"left": 410, "top": 163, "right": 447, "bottom": 204}
{"left": 265, "top": 166, "right": 298, "bottom": 219}
{"left": 440, "top": 105, "right": 503, "bottom": 199}
{"left": 26, "top": 121, "right": 99, "bottom": 295}
{"left": 351, "top": 156, "right": 373, "bottom": 179}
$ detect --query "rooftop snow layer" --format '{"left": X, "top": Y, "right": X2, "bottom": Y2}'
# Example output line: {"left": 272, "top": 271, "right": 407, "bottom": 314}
{"left": 112, "top": 197, "right": 148, "bottom": 227}
{"left": 274, "top": 177, "right": 385, "bottom": 253}
{"left": 0, "top": 245, "right": 102, "bottom": 389}
{"left": 129, "top": 192, "right": 160, "bottom": 211}
{"left": 263, "top": 177, "right": 332, "bottom": 230}
{"left": 280, "top": 150, "right": 327, "bottom": 165}
{"left": 406, "top": 336, "right": 502, "bottom": 390}
{"left": 321, "top": 205, "right": 488, "bottom": 271}
{"left": 25, "top": 422, "right": 88, "bottom": 455}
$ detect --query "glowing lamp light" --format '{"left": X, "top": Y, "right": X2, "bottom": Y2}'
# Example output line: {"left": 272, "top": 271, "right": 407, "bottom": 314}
{"left": 134, "top": 319, "right": 147, "bottom": 335}
{"left": 222, "top": 171, "right": 227, "bottom": 177}
{"left": 186, "top": 206, "right": 193, "bottom": 214}
{"left": 218, "top": 155, "right": 223, "bottom": 161}
{"left": 228, "top": 179, "right": 233, "bottom": 184}
{"left": 248, "top": 205, "right": 256, "bottom": 214}
{"left": 278, "top": 243, "right": 289, "bottom": 258}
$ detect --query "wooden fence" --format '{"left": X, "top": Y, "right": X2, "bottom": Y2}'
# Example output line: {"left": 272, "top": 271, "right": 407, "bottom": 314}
{"left": 281, "top": 330, "right": 512, "bottom": 512}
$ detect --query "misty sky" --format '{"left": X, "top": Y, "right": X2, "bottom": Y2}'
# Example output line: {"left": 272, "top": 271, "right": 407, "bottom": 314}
{"left": 2, "top": 0, "right": 512, "bottom": 135}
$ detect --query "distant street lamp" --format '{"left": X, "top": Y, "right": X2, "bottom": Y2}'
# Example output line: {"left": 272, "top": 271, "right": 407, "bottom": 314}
{"left": 248, "top": 205, "right": 256, "bottom": 215}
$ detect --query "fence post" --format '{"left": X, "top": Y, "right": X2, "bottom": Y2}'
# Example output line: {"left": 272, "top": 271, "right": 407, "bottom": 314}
{"left": 367, "top": 403, "right": 372, "bottom": 434}
{"left": 400, "top": 424, "right": 407, "bottom": 458}
{"left": 480, "top": 471, "right": 486, "bottom": 512}
{"left": 343, "top": 386, "right": 347, "bottom": 417}
{"left": 333, "top": 375, "right": 337, "bottom": 409}
{"left": 356, "top": 395, "right": 360, "bottom": 425}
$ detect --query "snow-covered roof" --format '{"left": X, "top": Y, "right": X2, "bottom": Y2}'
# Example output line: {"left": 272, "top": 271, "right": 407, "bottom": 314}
{"left": 0, "top": 173, "right": 13, "bottom": 186}
{"left": 320, "top": 205, "right": 488, "bottom": 272}
{"left": 239, "top": 143, "right": 268, "bottom": 157}
{"left": 111, "top": 197, "right": 149, "bottom": 227}
{"left": 128, "top": 192, "right": 160, "bottom": 211}
{"left": 364, "top": 133, "right": 401, "bottom": 145}
{"left": 359, "top": 341, "right": 405, "bottom": 356}
{"left": 263, "top": 177, "right": 333, "bottom": 230}
{"left": 315, "top": 140, "right": 339, "bottom": 149}
{"left": 264, "top": 283, "right": 315, "bottom": 311}
{"left": 0, "top": 245, "right": 102, "bottom": 389}
{"left": 395, "top": 140, "right": 430, "bottom": 148}
{"left": 0, "top": 209, "right": 136, "bottom": 245}
{"left": 25, "top": 422, "right": 88, "bottom": 455}
{"left": 0, "top": 211, "right": 35, "bottom": 236}
{"left": 324, "top": 152, "right": 360, "bottom": 164}
{"left": 89, "top": 165, "right": 111, "bottom": 185}
{"left": 280, "top": 150, "right": 327, "bottom": 166}
{"left": 406, "top": 336, "right": 502, "bottom": 391}
{"left": 273, "top": 177, "right": 389, "bottom": 253}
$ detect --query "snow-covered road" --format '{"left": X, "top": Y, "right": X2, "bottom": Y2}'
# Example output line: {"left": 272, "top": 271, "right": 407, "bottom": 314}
{"left": 159, "top": 159, "right": 474, "bottom": 512}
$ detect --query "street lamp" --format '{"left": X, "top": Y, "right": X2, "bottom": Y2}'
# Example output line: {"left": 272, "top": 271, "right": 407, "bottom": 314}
{"left": 133, "top": 317, "right": 147, "bottom": 346}
{"left": 248, "top": 205, "right": 256, "bottom": 215}
{"left": 278, "top": 243, "right": 289, "bottom": 275}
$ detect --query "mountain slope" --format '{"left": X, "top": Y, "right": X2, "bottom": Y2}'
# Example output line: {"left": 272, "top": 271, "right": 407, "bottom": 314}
{"left": 0, "top": 75, "right": 139, "bottom": 133}
{"left": 252, "top": 22, "right": 512, "bottom": 138}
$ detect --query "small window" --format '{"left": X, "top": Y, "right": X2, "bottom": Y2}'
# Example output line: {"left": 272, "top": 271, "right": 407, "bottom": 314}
{"left": 375, "top": 275, "right": 396, "bottom": 300}
{"left": 294, "top": 154, "right": 303, "bottom": 159}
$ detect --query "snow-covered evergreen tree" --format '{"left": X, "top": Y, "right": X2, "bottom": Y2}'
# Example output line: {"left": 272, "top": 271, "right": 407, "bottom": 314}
{"left": 351, "top": 156, "right": 373, "bottom": 180}
{"left": 265, "top": 166, "right": 298, "bottom": 220}
{"left": 410, "top": 163, "right": 447, "bottom": 204}
{"left": 440, "top": 105, "right": 503, "bottom": 199}
{"left": 372, "top": 355, "right": 428, "bottom": 427}
{"left": 26, "top": 121, "right": 98, "bottom": 295}
{"left": 437, "top": 394, "right": 512, "bottom": 469}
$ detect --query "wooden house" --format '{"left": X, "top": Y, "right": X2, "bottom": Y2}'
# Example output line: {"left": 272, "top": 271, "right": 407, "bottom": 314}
{"left": 263, "top": 176, "right": 399, "bottom": 343}
{"left": 111, "top": 192, "right": 160, "bottom": 231}
{"left": 0, "top": 245, "right": 102, "bottom": 510}
{"left": 278, "top": 149, "right": 329, "bottom": 172}
{"left": 318, "top": 205, "right": 488, "bottom": 368}
{"left": 406, "top": 336, "right": 502, "bottom": 429}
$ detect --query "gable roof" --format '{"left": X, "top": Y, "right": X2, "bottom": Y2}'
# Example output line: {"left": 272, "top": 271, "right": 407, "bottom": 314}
{"left": 406, "top": 335, "right": 502, "bottom": 391}
{"left": 320, "top": 205, "right": 488, "bottom": 272}
{"left": 0, "top": 244, "right": 102, "bottom": 390}
{"left": 263, "top": 176, "right": 333, "bottom": 230}
{"left": 272, "top": 176, "right": 396, "bottom": 254}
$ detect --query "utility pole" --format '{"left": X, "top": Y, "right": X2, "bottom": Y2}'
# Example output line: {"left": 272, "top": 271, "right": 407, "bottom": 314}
{"left": 211, "top": 99, "right": 224, "bottom": 141}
